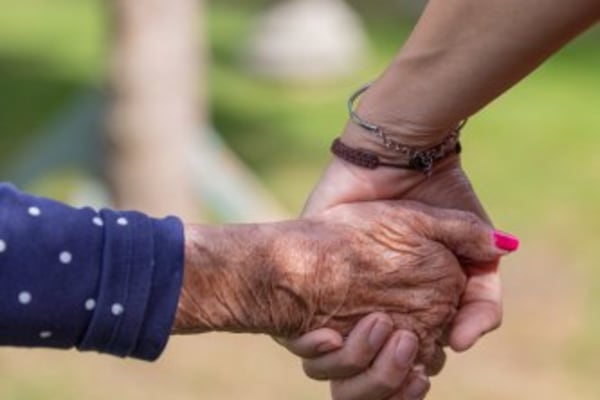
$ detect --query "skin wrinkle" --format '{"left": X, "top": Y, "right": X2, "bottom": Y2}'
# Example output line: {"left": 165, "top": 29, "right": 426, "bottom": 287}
{"left": 173, "top": 202, "right": 481, "bottom": 375}
{"left": 242, "top": 259, "right": 272, "bottom": 326}
{"left": 310, "top": 254, "right": 352, "bottom": 332}
{"left": 309, "top": 225, "right": 354, "bottom": 330}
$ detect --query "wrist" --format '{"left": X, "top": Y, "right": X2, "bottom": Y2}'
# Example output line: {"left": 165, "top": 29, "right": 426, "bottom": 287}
{"left": 341, "top": 82, "right": 464, "bottom": 175}
{"left": 172, "top": 222, "right": 313, "bottom": 336}
{"left": 345, "top": 107, "right": 450, "bottom": 149}
{"left": 334, "top": 125, "right": 464, "bottom": 186}
{"left": 348, "top": 61, "right": 464, "bottom": 149}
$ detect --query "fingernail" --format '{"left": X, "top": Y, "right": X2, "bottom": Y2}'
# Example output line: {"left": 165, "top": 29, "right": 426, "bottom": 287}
{"left": 368, "top": 318, "right": 393, "bottom": 350}
{"left": 405, "top": 374, "right": 430, "bottom": 400}
{"left": 493, "top": 230, "right": 520, "bottom": 252}
{"left": 317, "top": 340, "right": 341, "bottom": 353}
{"left": 395, "top": 331, "right": 418, "bottom": 367}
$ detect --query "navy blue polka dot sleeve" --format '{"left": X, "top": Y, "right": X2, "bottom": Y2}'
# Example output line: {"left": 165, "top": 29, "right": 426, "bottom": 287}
{"left": 0, "top": 183, "right": 184, "bottom": 361}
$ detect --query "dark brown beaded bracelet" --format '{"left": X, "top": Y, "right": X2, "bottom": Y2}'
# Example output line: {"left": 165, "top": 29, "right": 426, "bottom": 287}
{"left": 330, "top": 138, "right": 461, "bottom": 174}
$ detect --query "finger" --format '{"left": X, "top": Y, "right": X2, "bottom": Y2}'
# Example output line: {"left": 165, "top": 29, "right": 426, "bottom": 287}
{"left": 403, "top": 366, "right": 431, "bottom": 400}
{"left": 385, "top": 365, "right": 431, "bottom": 400}
{"left": 405, "top": 202, "right": 519, "bottom": 263}
{"left": 277, "top": 328, "right": 344, "bottom": 358}
{"left": 448, "top": 271, "right": 502, "bottom": 351}
{"left": 330, "top": 330, "right": 418, "bottom": 400}
{"left": 303, "top": 313, "right": 393, "bottom": 380}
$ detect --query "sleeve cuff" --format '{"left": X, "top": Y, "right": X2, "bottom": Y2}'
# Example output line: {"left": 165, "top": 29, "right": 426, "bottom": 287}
{"left": 77, "top": 211, "right": 184, "bottom": 361}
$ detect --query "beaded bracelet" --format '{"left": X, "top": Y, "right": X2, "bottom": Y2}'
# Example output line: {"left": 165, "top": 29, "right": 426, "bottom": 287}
{"left": 333, "top": 82, "right": 466, "bottom": 174}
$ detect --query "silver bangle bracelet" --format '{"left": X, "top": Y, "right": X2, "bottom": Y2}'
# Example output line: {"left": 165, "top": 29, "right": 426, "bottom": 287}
{"left": 346, "top": 82, "right": 466, "bottom": 173}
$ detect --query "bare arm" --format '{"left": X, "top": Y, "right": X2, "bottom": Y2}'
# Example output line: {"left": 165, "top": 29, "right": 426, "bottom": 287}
{"left": 292, "top": 2, "right": 590, "bottom": 399}
{"left": 350, "top": 0, "right": 600, "bottom": 147}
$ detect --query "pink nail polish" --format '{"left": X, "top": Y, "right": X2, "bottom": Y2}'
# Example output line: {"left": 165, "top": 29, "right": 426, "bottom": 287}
{"left": 493, "top": 230, "right": 520, "bottom": 252}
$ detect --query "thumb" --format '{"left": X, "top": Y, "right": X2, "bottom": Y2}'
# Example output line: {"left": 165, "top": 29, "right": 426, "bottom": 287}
{"left": 406, "top": 203, "right": 519, "bottom": 264}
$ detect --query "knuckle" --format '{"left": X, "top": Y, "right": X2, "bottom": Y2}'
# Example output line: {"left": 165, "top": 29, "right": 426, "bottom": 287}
{"left": 464, "top": 210, "right": 481, "bottom": 224}
{"left": 437, "top": 247, "right": 458, "bottom": 265}
{"left": 369, "top": 369, "right": 403, "bottom": 393}
{"left": 461, "top": 211, "right": 483, "bottom": 230}
{"left": 336, "top": 344, "right": 375, "bottom": 373}
{"left": 340, "top": 351, "right": 370, "bottom": 373}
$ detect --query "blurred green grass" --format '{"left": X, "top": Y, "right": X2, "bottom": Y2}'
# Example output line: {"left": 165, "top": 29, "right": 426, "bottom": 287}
{"left": 1, "top": 0, "right": 600, "bottom": 398}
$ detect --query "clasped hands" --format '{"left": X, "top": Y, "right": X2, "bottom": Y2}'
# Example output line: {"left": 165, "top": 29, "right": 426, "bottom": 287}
{"left": 174, "top": 146, "right": 515, "bottom": 399}
{"left": 278, "top": 146, "right": 515, "bottom": 400}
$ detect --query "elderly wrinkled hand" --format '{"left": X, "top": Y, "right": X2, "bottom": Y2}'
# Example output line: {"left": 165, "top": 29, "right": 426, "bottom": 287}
{"left": 173, "top": 200, "right": 505, "bottom": 375}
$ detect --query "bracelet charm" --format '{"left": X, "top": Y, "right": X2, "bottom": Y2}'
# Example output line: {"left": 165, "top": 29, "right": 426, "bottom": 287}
{"left": 340, "top": 82, "right": 466, "bottom": 174}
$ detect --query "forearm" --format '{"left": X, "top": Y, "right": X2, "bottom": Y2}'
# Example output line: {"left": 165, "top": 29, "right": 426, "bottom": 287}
{"left": 172, "top": 223, "right": 311, "bottom": 336}
{"left": 350, "top": 0, "right": 600, "bottom": 146}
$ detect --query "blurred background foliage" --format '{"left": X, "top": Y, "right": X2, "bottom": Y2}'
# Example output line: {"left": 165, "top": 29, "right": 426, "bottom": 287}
{"left": 1, "top": 0, "right": 600, "bottom": 399}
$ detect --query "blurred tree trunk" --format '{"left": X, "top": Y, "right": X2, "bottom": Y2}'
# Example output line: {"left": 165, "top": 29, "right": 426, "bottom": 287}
{"left": 106, "top": 0, "right": 203, "bottom": 220}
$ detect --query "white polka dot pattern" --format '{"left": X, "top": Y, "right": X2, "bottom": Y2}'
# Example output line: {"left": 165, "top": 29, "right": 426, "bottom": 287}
{"left": 0, "top": 183, "right": 182, "bottom": 360}
{"left": 18, "top": 291, "right": 32, "bottom": 304}
{"left": 28, "top": 206, "right": 41, "bottom": 216}
{"left": 39, "top": 331, "right": 52, "bottom": 339}
{"left": 111, "top": 303, "right": 124, "bottom": 316}
{"left": 85, "top": 299, "right": 96, "bottom": 311}
{"left": 59, "top": 251, "right": 72, "bottom": 264}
